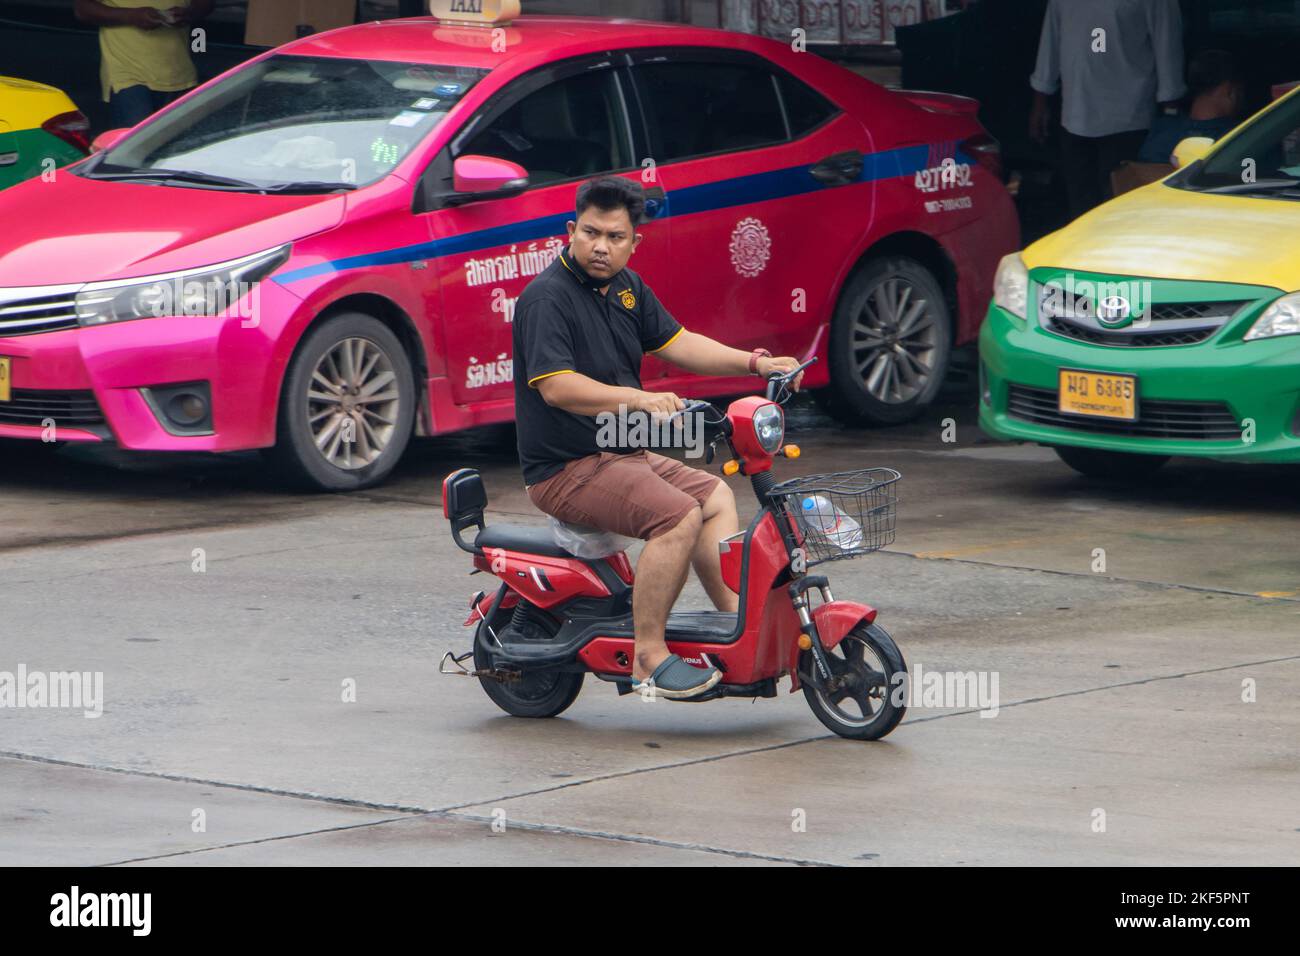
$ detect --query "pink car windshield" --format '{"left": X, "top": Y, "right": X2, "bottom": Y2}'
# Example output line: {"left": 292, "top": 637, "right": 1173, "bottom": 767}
{"left": 91, "top": 55, "right": 488, "bottom": 190}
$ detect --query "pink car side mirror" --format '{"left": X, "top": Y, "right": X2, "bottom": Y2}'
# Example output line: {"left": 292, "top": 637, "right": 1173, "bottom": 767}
{"left": 453, "top": 154, "right": 528, "bottom": 196}
{"left": 91, "top": 128, "right": 131, "bottom": 153}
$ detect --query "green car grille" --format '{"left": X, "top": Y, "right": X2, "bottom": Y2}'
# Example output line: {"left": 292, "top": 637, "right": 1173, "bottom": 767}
{"left": 1038, "top": 295, "right": 1250, "bottom": 348}
{"left": 1007, "top": 385, "right": 1241, "bottom": 440}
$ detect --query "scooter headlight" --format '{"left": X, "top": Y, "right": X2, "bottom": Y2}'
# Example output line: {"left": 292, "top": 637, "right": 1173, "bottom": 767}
{"left": 753, "top": 402, "right": 784, "bottom": 453}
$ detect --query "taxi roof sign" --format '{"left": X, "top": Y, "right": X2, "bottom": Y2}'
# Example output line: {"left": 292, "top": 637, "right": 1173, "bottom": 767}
{"left": 429, "top": 0, "right": 519, "bottom": 26}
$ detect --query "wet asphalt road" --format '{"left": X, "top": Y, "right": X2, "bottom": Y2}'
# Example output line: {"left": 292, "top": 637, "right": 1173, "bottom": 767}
{"left": 1, "top": 387, "right": 1297, "bottom": 865}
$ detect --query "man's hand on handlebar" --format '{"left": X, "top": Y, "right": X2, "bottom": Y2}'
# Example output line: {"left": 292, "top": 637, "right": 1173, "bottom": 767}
{"left": 629, "top": 389, "right": 686, "bottom": 420}
{"left": 757, "top": 355, "right": 805, "bottom": 391}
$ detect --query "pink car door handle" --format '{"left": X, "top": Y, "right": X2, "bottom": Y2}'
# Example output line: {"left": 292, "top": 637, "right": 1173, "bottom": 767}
{"left": 810, "top": 151, "right": 864, "bottom": 186}
{"left": 643, "top": 184, "right": 667, "bottom": 219}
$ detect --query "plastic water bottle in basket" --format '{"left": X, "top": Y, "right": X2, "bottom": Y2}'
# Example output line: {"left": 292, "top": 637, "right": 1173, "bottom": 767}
{"left": 772, "top": 467, "right": 900, "bottom": 566}
{"left": 799, "top": 495, "right": 863, "bottom": 551}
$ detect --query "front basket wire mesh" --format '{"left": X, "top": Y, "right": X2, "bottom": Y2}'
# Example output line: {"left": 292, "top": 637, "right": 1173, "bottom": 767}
{"left": 769, "top": 467, "right": 900, "bottom": 566}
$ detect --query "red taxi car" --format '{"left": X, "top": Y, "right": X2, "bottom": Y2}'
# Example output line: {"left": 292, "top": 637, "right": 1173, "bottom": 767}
{"left": 0, "top": 4, "right": 1017, "bottom": 490}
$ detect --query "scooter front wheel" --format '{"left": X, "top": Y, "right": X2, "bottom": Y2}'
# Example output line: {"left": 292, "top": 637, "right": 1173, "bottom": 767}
{"left": 802, "top": 622, "right": 907, "bottom": 741}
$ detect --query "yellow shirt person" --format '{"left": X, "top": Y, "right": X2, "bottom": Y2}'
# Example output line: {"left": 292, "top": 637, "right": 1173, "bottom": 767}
{"left": 74, "top": 0, "right": 213, "bottom": 128}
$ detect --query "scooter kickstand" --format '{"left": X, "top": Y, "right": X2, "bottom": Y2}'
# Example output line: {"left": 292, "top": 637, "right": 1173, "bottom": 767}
{"left": 439, "top": 649, "right": 521, "bottom": 683}
{"left": 439, "top": 649, "right": 476, "bottom": 676}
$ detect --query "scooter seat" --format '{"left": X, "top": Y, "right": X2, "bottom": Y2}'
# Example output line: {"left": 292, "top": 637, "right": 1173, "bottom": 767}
{"left": 475, "top": 524, "right": 574, "bottom": 558}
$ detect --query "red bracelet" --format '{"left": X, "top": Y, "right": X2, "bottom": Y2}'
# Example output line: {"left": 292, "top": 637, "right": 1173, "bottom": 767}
{"left": 748, "top": 348, "right": 771, "bottom": 375}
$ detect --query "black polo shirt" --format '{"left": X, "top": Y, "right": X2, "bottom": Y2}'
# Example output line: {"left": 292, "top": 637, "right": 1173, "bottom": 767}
{"left": 513, "top": 247, "right": 682, "bottom": 485}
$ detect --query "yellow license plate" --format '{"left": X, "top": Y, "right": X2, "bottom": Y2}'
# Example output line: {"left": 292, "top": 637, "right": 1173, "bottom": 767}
{"left": 0, "top": 357, "right": 10, "bottom": 402}
{"left": 1058, "top": 368, "right": 1137, "bottom": 421}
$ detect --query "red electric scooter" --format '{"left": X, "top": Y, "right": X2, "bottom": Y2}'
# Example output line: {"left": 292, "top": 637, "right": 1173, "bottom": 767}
{"left": 439, "top": 361, "right": 907, "bottom": 740}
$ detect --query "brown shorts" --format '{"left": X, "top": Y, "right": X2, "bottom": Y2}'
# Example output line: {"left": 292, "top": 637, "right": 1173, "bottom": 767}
{"left": 527, "top": 451, "right": 721, "bottom": 541}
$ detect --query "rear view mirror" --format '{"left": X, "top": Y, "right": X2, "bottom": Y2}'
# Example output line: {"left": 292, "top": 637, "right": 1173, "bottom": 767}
{"left": 453, "top": 154, "right": 528, "bottom": 197}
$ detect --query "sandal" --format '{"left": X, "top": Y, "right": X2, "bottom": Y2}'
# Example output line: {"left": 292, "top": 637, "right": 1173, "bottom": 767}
{"left": 631, "top": 654, "right": 722, "bottom": 699}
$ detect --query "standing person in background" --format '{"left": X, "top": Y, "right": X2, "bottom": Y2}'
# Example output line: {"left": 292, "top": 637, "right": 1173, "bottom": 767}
{"left": 1029, "top": 0, "right": 1186, "bottom": 218}
{"left": 74, "top": 0, "right": 215, "bottom": 129}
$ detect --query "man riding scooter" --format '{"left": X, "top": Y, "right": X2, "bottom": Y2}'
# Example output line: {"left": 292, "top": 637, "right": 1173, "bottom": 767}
{"left": 514, "top": 176, "right": 804, "bottom": 700}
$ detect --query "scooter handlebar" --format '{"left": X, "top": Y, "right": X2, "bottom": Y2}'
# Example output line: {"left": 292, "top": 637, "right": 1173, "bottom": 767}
{"left": 664, "top": 399, "right": 715, "bottom": 426}
{"left": 765, "top": 356, "right": 818, "bottom": 402}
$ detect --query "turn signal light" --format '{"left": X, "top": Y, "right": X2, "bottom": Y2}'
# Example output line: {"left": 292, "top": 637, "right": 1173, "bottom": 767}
{"left": 722, "top": 460, "right": 741, "bottom": 476}
{"left": 797, "top": 634, "right": 813, "bottom": 650}
{"left": 783, "top": 444, "right": 801, "bottom": 458}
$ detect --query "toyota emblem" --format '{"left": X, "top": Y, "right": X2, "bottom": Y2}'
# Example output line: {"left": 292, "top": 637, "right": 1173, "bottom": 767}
{"left": 1097, "top": 295, "right": 1132, "bottom": 327}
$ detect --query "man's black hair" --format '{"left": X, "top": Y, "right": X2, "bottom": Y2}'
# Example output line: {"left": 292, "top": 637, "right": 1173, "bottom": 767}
{"left": 575, "top": 176, "right": 646, "bottom": 226}
{"left": 1187, "top": 49, "right": 1241, "bottom": 99}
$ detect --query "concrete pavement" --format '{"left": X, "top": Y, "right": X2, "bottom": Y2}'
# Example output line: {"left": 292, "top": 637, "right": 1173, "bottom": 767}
{"left": 1, "top": 397, "right": 1297, "bottom": 865}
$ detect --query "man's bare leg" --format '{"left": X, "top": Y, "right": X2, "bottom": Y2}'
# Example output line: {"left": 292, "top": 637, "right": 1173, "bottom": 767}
{"left": 632, "top": 507, "right": 702, "bottom": 681}
{"left": 692, "top": 481, "right": 740, "bottom": 613}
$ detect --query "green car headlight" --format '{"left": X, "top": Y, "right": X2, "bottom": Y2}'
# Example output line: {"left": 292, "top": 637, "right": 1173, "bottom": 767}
{"left": 75, "top": 244, "right": 290, "bottom": 327}
{"left": 993, "top": 252, "right": 1028, "bottom": 320}
{"left": 1245, "top": 292, "right": 1300, "bottom": 341}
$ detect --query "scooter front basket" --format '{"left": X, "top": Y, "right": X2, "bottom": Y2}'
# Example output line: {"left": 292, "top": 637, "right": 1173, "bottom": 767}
{"left": 769, "top": 467, "right": 900, "bottom": 566}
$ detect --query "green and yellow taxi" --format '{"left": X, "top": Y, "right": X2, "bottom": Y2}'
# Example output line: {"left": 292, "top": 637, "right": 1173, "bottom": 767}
{"left": 0, "top": 76, "right": 90, "bottom": 191}
{"left": 980, "top": 89, "right": 1300, "bottom": 478}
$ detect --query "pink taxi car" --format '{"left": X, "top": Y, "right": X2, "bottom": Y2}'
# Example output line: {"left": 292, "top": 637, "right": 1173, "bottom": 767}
{"left": 0, "top": 5, "right": 1017, "bottom": 490}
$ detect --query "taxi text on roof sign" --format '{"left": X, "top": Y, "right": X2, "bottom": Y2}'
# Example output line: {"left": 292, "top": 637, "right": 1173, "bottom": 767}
{"left": 429, "top": 0, "right": 520, "bottom": 25}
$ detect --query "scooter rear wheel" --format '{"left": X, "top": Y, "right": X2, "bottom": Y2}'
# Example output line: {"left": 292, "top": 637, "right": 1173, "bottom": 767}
{"left": 802, "top": 622, "right": 906, "bottom": 741}
{"left": 472, "top": 608, "right": 584, "bottom": 719}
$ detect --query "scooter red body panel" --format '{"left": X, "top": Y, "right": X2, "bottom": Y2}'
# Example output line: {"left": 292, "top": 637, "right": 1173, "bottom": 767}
{"left": 472, "top": 549, "right": 611, "bottom": 609}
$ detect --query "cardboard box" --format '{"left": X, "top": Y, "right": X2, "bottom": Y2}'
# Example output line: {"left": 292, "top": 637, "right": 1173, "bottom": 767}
{"left": 1111, "top": 161, "right": 1174, "bottom": 197}
{"left": 244, "top": 0, "right": 357, "bottom": 48}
